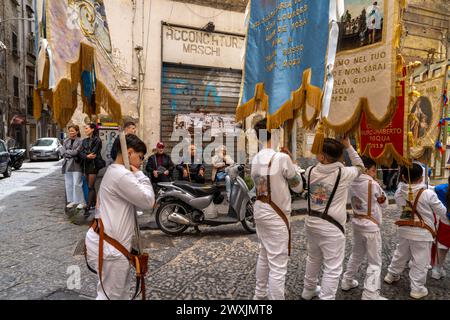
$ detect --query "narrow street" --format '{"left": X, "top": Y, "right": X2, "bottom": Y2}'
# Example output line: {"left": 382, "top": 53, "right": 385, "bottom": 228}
{"left": 0, "top": 162, "right": 449, "bottom": 300}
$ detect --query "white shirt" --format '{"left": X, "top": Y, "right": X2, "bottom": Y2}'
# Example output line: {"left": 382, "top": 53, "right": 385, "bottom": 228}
{"left": 395, "top": 183, "right": 446, "bottom": 242}
{"left": 251, "top": 148, "right": 303, "bottom": 222}
{"left": 86, "top": 164, "right": 155, "bottom": 258}
{"left": 350, "top": 174, "right": 388, "bottom": 233}
{"left": 366, "top": 5, "right": 382, "bottom": 29}
{"left": 305, "top": 146, "right": 364, "bottom": 233}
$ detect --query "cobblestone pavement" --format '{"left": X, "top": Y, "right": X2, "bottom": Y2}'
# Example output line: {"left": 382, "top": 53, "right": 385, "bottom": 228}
{"left": 0, "top": 164, "right": 449, "bottom": 300}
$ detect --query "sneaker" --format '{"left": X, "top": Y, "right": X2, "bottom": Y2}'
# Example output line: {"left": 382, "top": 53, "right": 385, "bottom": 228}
{"left": 341, "top": 279, "right": 359, "bottom": 291}
{"left": 253, "top": 295, "right": 268, "bottom": 300}
{"left": 301, "top": 286, "right": 321, "bottom": 300}
{"left": 66, "top": 202, "right": 77, "bottom": 209}
{"left": 384, "top": 272, "right": 401, "bottom": 284}
{"left": 76, "top": 203, "right": 86, "bottom": 210}
{"left": 431, "top": 267, "right": 446, "bottom": 280}
{"left": 362, "top": 290, "right": 388, "bottom": 300}
{"left": 410, "top": 287, "right": 428, "bottom": 299}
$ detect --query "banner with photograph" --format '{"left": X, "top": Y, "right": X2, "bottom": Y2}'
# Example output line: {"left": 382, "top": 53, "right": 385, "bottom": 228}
{"left": 324, "top": 0, "right": 401, "bottom": 133}
{"left": 236, "top": 0, "right": 331, "bottom": 129}
{"left": 409, "top": 76, "right": 446, "bottom": 160}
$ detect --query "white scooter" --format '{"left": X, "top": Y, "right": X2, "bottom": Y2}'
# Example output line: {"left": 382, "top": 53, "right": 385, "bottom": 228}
{"left": 154, "top": 164, "right": 255, "bottom": 235}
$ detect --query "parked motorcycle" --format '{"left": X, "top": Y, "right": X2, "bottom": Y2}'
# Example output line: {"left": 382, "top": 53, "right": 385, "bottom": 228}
{"left": 9, "top": 147, "right": 26, "bottom": 170}
{"left": 155, "top": 164, "right": 255, "bottom": 235}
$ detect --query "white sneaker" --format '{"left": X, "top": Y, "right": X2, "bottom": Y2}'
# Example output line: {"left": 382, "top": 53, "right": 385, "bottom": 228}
{"left": 76, "top": 203, "right": 86, "bottom": 210}
{"left": 66, "top": 202, "right": 77, "bottom": 209}
{"left": 253, "top": 295, "right": 268, "bottom": 300}
{"left": 301, "top": 286, "right": 321, "bottom": 300}
{"left": 362, "top": 290, "right": 388, "bottom": 300}
{"left": 384, "top": 272, "right": 401, "bottom": 284}
{"left": 410, "top": 287, "right": 428, "bottom": 299}
{"left": 341, "top": 279, "right": 359, "bottom": 291}
{"left": 431, "top": 267, "right": 446, "bottom": 280}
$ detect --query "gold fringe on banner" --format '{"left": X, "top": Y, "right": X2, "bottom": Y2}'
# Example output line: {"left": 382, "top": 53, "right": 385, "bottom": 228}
{"left": 311, "top": 121, "right": 325, "bottom": 155}
{"left": 235, "top": 68, "right": 323, "bottom": 130}
{"left": 33, "top": 89, "right": 42, "bottom": 120}
{"left": 34, "top": 41, "right": 122, "bottom": 128}
{"left": 361, "top": 143, "right": 411, "bottom": 167}
{"left": 323, "top": 96, "right": 397, "bottom": 134}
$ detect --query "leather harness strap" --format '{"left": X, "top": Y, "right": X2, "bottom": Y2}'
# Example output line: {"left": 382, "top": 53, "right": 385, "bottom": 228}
{"left": 256, "top": 153, "right": 292, "bottom": 256}
{"left": 395, "top": 188, "right": 437, "bottom": 238}
{"left": 307, "top": 166, "right": 345, "bottom": 235}
{"left": 353, "top": 180, "right": 380, "bottom": 226}
{"left": 85, "top": 218, "right": 148, "bottom": 300}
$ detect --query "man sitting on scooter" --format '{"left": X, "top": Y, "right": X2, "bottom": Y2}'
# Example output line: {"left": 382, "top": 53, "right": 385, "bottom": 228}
{"left": 212, "top": 145, "right": 234, "bottom": 200}
{"left": 176, "top": 144, "right": 205, "bottom": 184}
{"left": 146, "top": 142, "right": 174, "bottom": 184}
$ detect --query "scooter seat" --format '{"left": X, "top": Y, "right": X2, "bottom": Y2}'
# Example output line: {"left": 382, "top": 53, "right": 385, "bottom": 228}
{"left": 173, "top": 181, "right": 219, "bottom": 197}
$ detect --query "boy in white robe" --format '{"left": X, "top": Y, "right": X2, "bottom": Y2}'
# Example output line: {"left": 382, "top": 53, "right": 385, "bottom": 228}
{"left": 341, "top": 156, "right": 388, "bottom": 300}
{"left": 302, "top": 137, "right": 364, "bottom": 300}
{"left": 384, "top": 163, "right": 446, "bottom": 299}
{"left": 85, "top": 134, "right": 155, "bottom": 300}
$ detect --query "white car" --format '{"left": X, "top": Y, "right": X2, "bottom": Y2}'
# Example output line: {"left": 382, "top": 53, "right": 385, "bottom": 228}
{"left": 29, "top": 138, "right": 62, "bottom": 161}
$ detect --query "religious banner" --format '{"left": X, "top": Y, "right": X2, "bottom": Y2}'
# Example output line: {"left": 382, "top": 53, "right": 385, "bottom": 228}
{"left": 359, "top": 79, "right": 408, "bottom": 166}
{"left": 235, "top": 0, "right": 335, "bottom": 130}
{"left": 324, "top": 0, "right": 402, "bottom": 134}
{"left": 409, "top": 76, "right": 446, "bottom": 161}
{"left": 34, "top": 0, "right": 122, "bottom": 128}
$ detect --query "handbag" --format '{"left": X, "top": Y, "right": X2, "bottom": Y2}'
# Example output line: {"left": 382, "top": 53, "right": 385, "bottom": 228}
{"left": 94, "top": 155, "right": 106, "bottom": 170}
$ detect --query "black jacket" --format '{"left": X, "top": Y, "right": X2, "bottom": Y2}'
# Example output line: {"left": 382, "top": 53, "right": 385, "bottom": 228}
{"left": 176, "top": 158, "right": 205, "bottom": 183}
{"left": 79, "top": 136, "right": 102, "bottom": 173}
{"left": 146, "top": 153, "right": 174, "bottom": 182}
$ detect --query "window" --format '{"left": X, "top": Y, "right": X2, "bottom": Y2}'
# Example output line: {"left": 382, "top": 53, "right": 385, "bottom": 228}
{"left": 13, "top": 76, "right": 19, "bottom": 97}
{"left": 12, "top": 32, "right": 18, "bottom": 57}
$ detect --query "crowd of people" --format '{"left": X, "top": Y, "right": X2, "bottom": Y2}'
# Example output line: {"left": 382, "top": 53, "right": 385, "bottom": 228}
{"left": 58, "top": 119, "right": 449, "bottom": 301}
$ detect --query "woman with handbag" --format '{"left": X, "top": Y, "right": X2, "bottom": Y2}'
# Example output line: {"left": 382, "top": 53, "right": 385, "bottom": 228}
{"left": 79, "top": 123, "right": 104, "bottom": 216}
{"left": 61, "top": 125, "right": 86, "bottom": 210}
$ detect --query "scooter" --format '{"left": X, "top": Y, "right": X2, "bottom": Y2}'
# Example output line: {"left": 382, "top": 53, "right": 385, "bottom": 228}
{"left": 154, "top": 164, "right": 255, "bottom": 235}
{"left": 9, "top": 147, "right": 26, "bottom": 170}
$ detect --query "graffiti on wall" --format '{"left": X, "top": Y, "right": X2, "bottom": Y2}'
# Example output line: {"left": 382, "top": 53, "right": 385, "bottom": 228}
{"left": 174, "top": 113, "right": 238, "bottom": 136}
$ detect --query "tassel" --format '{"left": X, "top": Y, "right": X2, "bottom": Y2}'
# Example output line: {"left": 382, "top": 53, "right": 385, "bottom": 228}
{"left": 407, "top": 131, "right": 415, "bottom": 148}
{"left": 311, "top": 122, "right": 325, "bottom": 155}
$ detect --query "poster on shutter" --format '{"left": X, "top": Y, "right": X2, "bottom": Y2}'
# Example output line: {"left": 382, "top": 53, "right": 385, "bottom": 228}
{"left": 174, "top": 113, "right": 238, "bottom": 136}
{"left": 98, "top": 125, "right": 119, "bottom": 166}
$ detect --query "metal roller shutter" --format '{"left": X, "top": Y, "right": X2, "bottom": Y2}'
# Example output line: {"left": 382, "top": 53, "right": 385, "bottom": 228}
{"left": 161, "top": 63, "right": 242, "bottom": 181}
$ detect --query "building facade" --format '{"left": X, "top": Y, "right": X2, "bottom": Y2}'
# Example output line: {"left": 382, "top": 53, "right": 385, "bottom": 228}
{"left": 0, "top": 0, "right": 56, "bottom": 151}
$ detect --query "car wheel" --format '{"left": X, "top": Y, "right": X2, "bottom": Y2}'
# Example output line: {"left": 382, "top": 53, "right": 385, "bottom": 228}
{"left": 3, "top": 164, "right": 12, "bottom": 178}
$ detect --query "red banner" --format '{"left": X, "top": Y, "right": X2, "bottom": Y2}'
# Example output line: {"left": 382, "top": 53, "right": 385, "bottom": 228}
{"left": 359, "top": 79, "right": 407, "bottom": 166}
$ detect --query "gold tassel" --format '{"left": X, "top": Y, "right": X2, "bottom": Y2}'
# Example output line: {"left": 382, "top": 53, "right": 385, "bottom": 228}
{"left": 311, "top": 122, "right": 325, "bottom": 155}
{"left": 407, "top": 131, "right": 415, "bottom": 148}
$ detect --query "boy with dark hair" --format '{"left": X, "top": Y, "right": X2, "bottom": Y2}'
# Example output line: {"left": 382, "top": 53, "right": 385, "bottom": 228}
{"left": 85, "top": 134, "right": 155, "bottom": 300}
{"left": 302, "top": 137, "right": 364, "bottom": 300}
{"left": 384, "top": 163, "right": 446, "bottom": 299}
{"left": 341, "top": 156, "right": 388, "bottom": 300}
{"left": 110, "top": 122, "right": 138, "bottom": 161}
{"left": 251, "top": 119, "right": 303, "bottom": 300}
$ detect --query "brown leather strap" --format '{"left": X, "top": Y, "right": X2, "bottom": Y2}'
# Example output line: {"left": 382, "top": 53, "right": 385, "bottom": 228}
{"left": 353, "top": 180, "right": 379, "bottom": 226}
{"left": 395, "top": 188, "right": 436, "bottom": 238}
{"left": 90, "top": 219, "right": 147, "bottom": 300}
{"left": 257, "top": 153, "right": 291, "bottom": 256}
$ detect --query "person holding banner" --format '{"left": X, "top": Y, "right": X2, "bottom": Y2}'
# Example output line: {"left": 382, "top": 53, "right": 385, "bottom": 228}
{"left": 85, "top": 134, "right": 155, "bottom": 300}
{"left": 302, "top": 137, "right": 364, "bottom": 300}
{"left": 431, "top": 178, "right": 450, "bottom": 280}
{"left": 251, "top": 119, "right": 303, "bottom": 300}
{"left": 384, "top": 164, "right": 446, "bottom": 299}
{"left": 341, "top": 156, "right": 388, "bottom": 300}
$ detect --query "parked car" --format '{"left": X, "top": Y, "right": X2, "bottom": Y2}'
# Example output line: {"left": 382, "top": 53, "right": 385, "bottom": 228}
{"left": 29, "top": 138, "right": 62, "bottom": 161}
{"left": 0, "top": 139, "right": 12, "bottom": 178}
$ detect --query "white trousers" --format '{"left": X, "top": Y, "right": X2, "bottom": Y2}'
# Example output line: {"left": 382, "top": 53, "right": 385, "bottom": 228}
{"left": 86, "top": 237, "right": 132, "bottom": 300}
{"left": 304, "top": 226, "right": 346, "bottom": 300}
{"left": 65, "top": 172, "right": 85, "bottom": 204}
{"left": 388, "top": 237, "right": 432, "bottom": 293}
{"left": 254, "top": 218, "right": 289, "bottom": 300}
{"left": 343, "top": 229, "right": 382, "bottom": 297}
